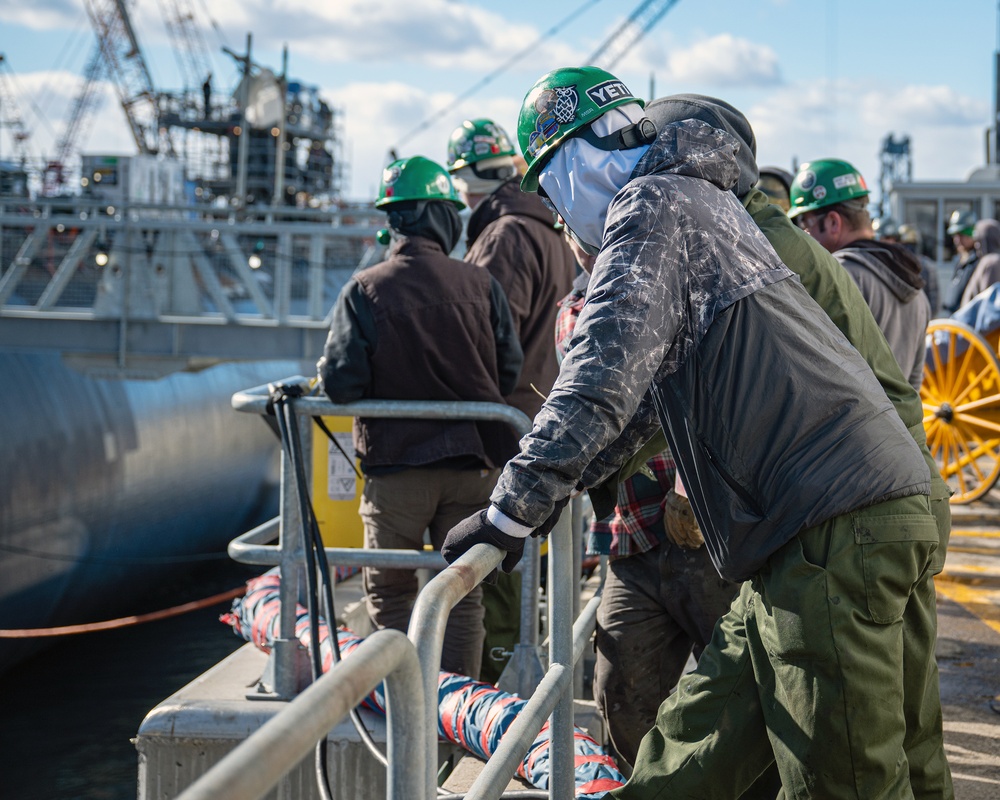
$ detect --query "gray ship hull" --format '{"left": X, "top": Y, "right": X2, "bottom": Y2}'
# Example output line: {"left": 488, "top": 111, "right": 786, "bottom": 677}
{"left": 0, "top": 351, "right": 307, "bottom": 671}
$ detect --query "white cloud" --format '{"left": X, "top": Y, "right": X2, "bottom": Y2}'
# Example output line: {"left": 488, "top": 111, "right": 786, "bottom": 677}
{"left": 328, "top": 81, "right": 521, "bottom": 200}
{"left": 185, "top": 0, "right": 582, "bottom": 74}
{"left": 749, "top": 79, "right": 989, "bottom": 199}
{"left": 859, "top": 85, "right": 986, "bottom": 129}
{"left": 0, "top": 0, "right": 564, "bottom": 73}
{"left": 0, "top": 0, "right": 80, "bottom": 30}
{"left": 660, "top": 34, "right": 782, "bottom": 88}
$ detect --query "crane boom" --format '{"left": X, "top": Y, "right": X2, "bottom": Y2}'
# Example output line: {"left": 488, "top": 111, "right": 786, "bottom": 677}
{"left": 586, "top": 0, "right": 679, "bottom": 71}
{"left": 158, "top": 0, "right": 214, "bottom": 92}
{"left": 43, "top": 44, "right": 108, "bottom": 195}
{"left": 83, "top": 0, "right": 173, "bottom": 156}
{"left": 0, "top": 54, "right": 34, "bottom": 168}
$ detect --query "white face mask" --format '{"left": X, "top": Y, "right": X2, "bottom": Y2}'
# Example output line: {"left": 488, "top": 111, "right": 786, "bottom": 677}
{"left": 537, "top": 102, "right": 651, "bottom": 252}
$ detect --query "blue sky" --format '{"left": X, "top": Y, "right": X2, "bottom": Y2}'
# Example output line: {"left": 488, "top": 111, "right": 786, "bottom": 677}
{"left": 0, "top": 0, "right": 997, "bottom": 203}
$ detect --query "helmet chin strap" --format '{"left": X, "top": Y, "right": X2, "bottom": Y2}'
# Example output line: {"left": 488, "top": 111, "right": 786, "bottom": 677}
{"left": 575, "top": 117, "right": 657, "bottom": 152}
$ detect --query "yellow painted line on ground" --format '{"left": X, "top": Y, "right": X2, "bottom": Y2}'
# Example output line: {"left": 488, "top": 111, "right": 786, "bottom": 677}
{"left": 935, "top": 575, "right": 1000, "bottom": 636}
{"left": 951, "top": 529, "right": 1000, "bottom": 539}
{"left": 937, "top": 513, "right": 1000, "bottom": 633}
{"left": 947, "top": 546, "right": 1000, "bottom": 557}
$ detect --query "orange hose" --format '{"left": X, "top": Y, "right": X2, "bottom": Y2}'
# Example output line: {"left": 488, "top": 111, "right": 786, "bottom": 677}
{"left": 0, "top": 586, "right": 246, "bottom": 638}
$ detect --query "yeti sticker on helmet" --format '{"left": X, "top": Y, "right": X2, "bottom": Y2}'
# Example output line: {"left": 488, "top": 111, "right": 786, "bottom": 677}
{"left": 586, "top": 80, "right": 635, "bottom": 108}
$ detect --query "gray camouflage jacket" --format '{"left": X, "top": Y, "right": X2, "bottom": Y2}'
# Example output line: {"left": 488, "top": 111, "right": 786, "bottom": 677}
{"left": 490, "top": 119, "right": 930, "bottom": 581}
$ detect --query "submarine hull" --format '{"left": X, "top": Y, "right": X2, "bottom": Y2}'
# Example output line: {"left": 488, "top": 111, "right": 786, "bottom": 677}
{"left": 0, "top": 351, "right": 308, "bottom": 671}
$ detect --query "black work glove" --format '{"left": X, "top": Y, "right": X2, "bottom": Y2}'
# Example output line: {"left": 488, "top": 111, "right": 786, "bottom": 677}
{"left": 442, "top": 509, "right": 526, "bottom": 584}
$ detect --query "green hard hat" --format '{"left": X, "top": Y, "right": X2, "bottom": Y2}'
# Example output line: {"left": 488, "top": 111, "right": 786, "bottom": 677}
{"left": 788, "top": 158, "right": 870, "bottom": 220}
{"left": 446, "top": 118, "right": 516, "bottom": 172}
{"left": 517, "top": 66, "right": 646, "bottom": 192}
{"left": 947, "top": 209, "right": 977, "bottom": 236}
{"left": 375, "top": 156, "right": 465, "bottom": 209}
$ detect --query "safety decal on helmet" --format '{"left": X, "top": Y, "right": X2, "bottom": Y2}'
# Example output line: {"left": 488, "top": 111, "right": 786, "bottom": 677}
{"left": 381, "top": 164, "right": 402, "bottom": 198}
{"left": 435, "top": 174, "right": 452, "bottom": 195}
{"left": 832, "top": 173, "right": 858, "bottom": 190}
{"left": 526, "top": 86, "right": 579, "bottom": 158}
{"left": 799, "top": 170, "right": 817, "bottom": 191}
{"left": 586, "top": 79, "right": 635, "bottom": 108}
{"left": 382, "top": 165, "right": 402, "bottom": 185}
{"left": 460, "top": 123, "right": 512, "bottom": 159}
{"left": 813, "top": 185, "right": 827, "bottom": 201}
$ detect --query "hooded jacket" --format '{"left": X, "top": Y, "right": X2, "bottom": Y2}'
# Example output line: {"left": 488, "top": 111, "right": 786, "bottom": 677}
{"left": 464, "top": 178, "right": 578, "bottom": 422}
{"left": 597, "top": 94, "right": 947, "bottom": 542}
{"left": 960, "top": 218, "right": 1000, "bottom": 307}
{"left": 318, "top": 233, "right": 524, "bottom": 472}
{"left": 489, "top": 118, "right": 930, "bottom": 581}
{"left": 833, "top": 239, "right": 930, "bottom": 390}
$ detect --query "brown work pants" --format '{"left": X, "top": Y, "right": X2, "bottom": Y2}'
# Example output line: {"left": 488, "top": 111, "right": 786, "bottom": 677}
{"left": 359, "top": 466, "right": 498, "bottom": 678}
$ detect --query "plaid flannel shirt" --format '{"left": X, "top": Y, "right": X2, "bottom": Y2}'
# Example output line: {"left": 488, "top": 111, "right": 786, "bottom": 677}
{"left": 555, "top": 283, "right": 675, "bottom": 558}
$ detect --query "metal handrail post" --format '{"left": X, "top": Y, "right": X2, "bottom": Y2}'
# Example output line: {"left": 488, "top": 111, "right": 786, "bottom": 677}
{"left": 547, "top": 507, "right": 576, "bottom": 799}
{"left": 496, "top": 533, "right": 544, "bottom": 699}
{"left": 175, "top": 628, "right": 425, "bottom": 800}
{"left": 465, "top": 575, "right": 604, "bottom": 799}
{"left": 273, "top": 414, "right": 306, "bottom": 699}
{"left": 467, "top": 663, "right": 571, "bottom": 800}
{"left": 571, "top": 495, "right": 584, "bottom": 697}
{"left": 408, "top": 541, "right": 504, "bottom": 800}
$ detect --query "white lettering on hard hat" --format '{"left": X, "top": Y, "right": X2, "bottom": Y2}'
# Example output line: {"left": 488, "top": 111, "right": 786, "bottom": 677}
{"left": 832, "top": 174, "right": 858, "bottom": 189}
{"left": 587, "top": 80, "right": 634, "bottom": 108}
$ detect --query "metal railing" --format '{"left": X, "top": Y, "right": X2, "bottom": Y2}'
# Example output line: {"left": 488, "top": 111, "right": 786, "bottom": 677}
{"left": 213, "top": 376, "right": 604, "bottom": 797}
{"left": 174, "top": 628, "right": 425, "bottom": 800}
{"left": 229, "top": 377, "right": 542, "bottom": 702}
{"left": 0, "top": 196, "right": 383, "bottom": 368}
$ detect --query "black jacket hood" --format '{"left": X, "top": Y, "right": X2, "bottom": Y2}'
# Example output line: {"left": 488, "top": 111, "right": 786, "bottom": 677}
{"left": 644, "top": 94, "right": 760, "bottom": 197}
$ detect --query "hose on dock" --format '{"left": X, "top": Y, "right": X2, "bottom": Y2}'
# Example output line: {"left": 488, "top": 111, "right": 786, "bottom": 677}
{"left": 222, "top": 570, "right": 626, "bottom": 798}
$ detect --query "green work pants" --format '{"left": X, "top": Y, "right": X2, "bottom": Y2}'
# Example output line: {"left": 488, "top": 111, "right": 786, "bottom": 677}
{"left": 614, "top": 494, "right": 950, "bottom": 800}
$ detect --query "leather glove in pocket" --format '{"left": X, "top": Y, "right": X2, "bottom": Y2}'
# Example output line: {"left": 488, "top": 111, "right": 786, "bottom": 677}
{"left": 663, "top": 489, "right": 704, "bottom": 550}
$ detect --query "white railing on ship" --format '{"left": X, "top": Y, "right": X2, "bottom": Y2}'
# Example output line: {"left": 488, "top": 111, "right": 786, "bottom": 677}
{"left": 0, "top": 197, "right": 384, "bottom": 366}
{"left": 183, "top": 376, "right": 604, "bottom": 799}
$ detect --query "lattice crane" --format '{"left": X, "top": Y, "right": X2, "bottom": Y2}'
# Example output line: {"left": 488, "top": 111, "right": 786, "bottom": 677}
{"left": 156, "top": 0, "right": 214, "bottom": 93}
{"left": 43, "top": 0, "right": 178, "bottom": 194}
{"left": 84, "top": 0, "right": 174, "bottom": 157}
{"left": 0, "top": 54, "right": 34, "bottom": 168}
{"left": 586, "top": 0, "right": 680, "bottom": 70}
{"left": 878, "top": 133, "right": 912, "bottom": 220}
{"left": 43, "top": 45, "right": 108, "bottom": 195}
